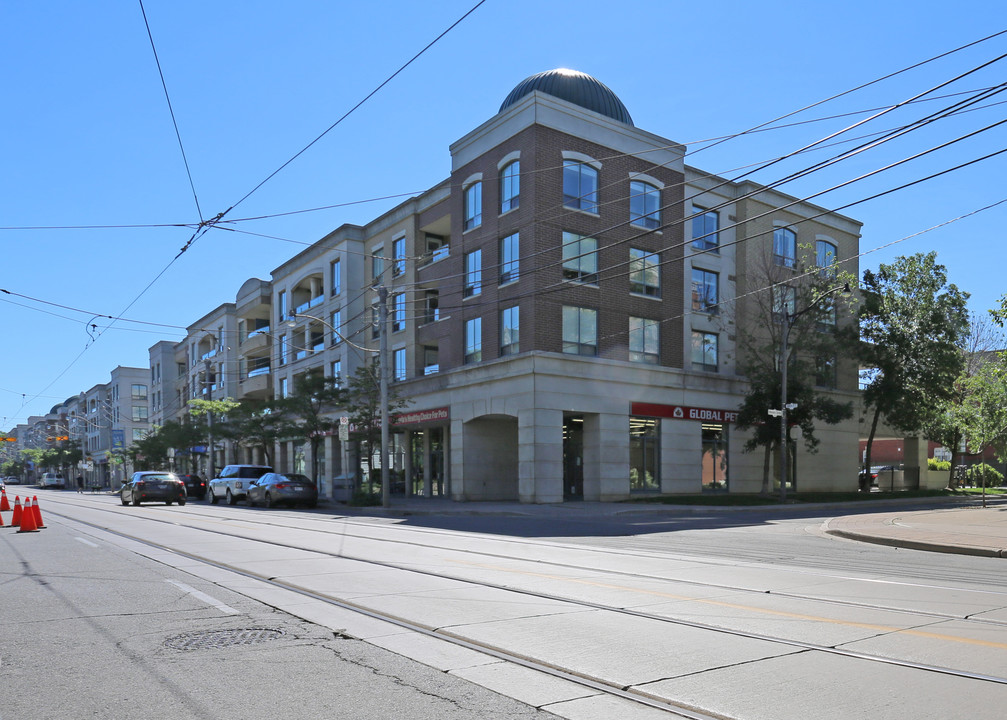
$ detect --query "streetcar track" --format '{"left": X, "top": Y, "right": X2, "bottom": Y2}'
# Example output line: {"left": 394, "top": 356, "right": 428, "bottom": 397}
{"left": 43, "top": 498, "right": 1007, "bottom": 692}
{"left": 44, "top": 495, "right": 1007, "bottom": 626}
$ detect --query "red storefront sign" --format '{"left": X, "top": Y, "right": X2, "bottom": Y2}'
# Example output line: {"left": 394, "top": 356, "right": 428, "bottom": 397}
{"left": 395, "top": 407, "right": 450, "bottom": 426}
{"left": 631, "top": 402, "right": 739, "bottom": 424}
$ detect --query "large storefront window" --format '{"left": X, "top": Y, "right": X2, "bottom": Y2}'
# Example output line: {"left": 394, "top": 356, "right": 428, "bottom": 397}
{"left": 702, "top": 423, "right": 728, "bottom": 491}
{"left": 630, "top": 417, "right": 660, "bottom": 492}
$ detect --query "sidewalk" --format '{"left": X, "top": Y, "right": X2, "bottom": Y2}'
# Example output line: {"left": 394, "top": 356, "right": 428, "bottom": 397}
{"left": 339, "top": 494, "right": 1007, "bottom": 558}
{"left": 825, "top": 502, "right": 1007, "bottom": 557}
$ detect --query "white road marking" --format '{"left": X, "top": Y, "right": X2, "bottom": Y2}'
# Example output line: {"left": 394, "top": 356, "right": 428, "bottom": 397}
{"left": 166, "top": 579, "right": 239, "bottom": 615}
{"left": 74, "top": 537, "right": 99, "bottom": 547}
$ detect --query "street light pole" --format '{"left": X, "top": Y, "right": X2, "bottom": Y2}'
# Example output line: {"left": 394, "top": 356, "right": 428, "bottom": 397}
{"left": 774, "top": 282, "right": 850, "bottom": 502}
{"left": 378, "top": 286, "right": 390, "bottom": 509}
{"left": 204, "top": 357, "right": 215, "bottom": 482}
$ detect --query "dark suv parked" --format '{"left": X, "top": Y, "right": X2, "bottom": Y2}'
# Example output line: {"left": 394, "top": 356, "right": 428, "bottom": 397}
{"left": 177, "top": 474, "right": 207, "bottom": 500}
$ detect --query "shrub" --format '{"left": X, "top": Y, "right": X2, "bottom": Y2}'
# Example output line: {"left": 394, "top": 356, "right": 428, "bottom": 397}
{"left": 968, "top": 463, "right": 1004, "bottom": 488}
{"left": 928, "top": 458, "right": 951, "bottom": 472}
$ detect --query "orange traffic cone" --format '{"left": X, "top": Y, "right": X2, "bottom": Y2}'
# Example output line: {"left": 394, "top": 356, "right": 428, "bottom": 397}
{"left": 1, "top": 488, "right": 9, "bottom": 511}
{"left": 0, "top": 508, "right": 4, "bottom": 527}
{"left": 11, "top": 497, "right": 22, "bottom": 528}
{"left": 17, "top": 498, "right": 38, "bottom": 533}
{"left": 31, "top": 497, "right": 45, "bottom": 529}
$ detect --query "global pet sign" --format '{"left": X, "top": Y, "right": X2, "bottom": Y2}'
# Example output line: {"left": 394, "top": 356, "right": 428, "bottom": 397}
{"left": 631, "top": 403, "right": 739, "bottom": 424}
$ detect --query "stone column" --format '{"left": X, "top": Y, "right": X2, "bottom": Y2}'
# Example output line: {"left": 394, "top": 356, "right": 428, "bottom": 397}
{"left": 423, "top": 429, "right": 432, "bottom": 497}
{"left": 583, "top": 413, "right": 629, "bottom": 501}
{"left": 518, "top": 408, "right": 563, "bottom": 503}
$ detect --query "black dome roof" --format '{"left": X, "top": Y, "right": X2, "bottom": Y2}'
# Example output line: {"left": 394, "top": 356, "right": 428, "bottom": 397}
{"left": 499, "top": 69, "right": 633, "bottom": 126}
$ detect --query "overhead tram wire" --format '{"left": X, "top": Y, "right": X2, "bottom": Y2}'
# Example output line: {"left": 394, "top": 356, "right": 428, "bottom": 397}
{"left": 196, "top": 0, "right": 487, "bottom": 240}
{"left": 138, "top": 0, "right": 204, "bottom": 224}
{"left": 383, "top": 76, "right": 1007, "bottom": 307}
{"left": 592, "top": 194, "right": 1007, "bottom": 348}
{"left": 427, "top": 119, "right": 1007, "bottom": 320}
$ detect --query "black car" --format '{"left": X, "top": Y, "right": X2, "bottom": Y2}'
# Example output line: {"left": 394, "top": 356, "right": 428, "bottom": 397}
{"left": 247, "top": 473, "right": 319, "bottom": 508}
{"left": 177, "top": 474, "right": 207, "bottom": 500}
{"left": 121, "top": 471, "right": 187, "bottom": 506}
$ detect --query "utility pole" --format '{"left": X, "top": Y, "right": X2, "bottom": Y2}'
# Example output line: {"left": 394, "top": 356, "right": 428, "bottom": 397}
{"left": 378, "top": 286, "right": 390, "bottom": 509}
{"left": 205, "top": 357, "right": 215, "bottom": 482}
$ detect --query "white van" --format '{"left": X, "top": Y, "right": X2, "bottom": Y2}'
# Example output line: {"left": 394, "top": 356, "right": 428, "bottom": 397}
{"left": 40, "top": 472, "right": 66, "bottom": 489}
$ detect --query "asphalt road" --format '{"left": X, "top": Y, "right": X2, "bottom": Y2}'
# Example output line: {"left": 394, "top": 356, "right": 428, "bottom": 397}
{"left": 0, "top": 512, "right": 558, "bottom": 720}
{"left": 7, "top": 492, "right": 1007, "bottom": 719}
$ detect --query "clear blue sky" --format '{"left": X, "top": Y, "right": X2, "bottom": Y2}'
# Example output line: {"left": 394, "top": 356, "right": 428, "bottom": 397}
{"left": 2, "top": 1, "right": 1005, "bottom": 428}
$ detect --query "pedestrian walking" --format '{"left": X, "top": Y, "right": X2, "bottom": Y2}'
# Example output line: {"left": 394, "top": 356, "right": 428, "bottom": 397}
{"left": 76, "top": 475, "right": 84, "bottom": 494}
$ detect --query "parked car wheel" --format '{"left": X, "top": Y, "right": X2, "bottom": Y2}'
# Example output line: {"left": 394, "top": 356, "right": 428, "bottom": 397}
{"left": 121, "top": 496, "right": 129, "bottom": 506}
{"left": 132, "top": 492, "right": 140, "bottom": 506}
{"left": 178, "top": 496, "right": 186, "bottom": 506}
{"left": 226, "top": 489, "right": 236, "bottom": 505}
{"left": 210, "top": 491, "right": 219, "bottom": 504}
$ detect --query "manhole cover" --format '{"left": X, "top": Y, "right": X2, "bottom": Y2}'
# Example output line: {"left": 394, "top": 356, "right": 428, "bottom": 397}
{"left": 165, "top": 628, "right": 284, "bottom": 651}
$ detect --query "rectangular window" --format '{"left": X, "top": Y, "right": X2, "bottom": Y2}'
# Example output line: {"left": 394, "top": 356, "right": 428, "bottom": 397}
{"left": 499, "top": 233, "right": 519, "bottom": 284}
{"left": 330, "top": 258, "right": 341, "bottom": 295}
{"left": 629, "top": 248, "right": 660, "bottom": 297}
{"left": 630, "top": 417, "right": 660, "bottom": 492}
{"left": 277, "top": 291, "right": 287, "bottom": 322}
{"left": 424, "top": 234, "right": 448, "bottom": 264}
{"left": 500, "top": 161, "right": 520, "bottom": 213}
{"left": 393, "top": 293, "right": 406, "bottom": 332}
{"left": 562, "top": 306, "right": 598, "bottom": 356}
{"left": 464, "top": 249, "right": 482, "bottom": 297}
{"left": 691, "top": 207, "right": 719, "bottom": 252}
{"left": 500, "top": 306, "right": 519, "bottom": 356}
{"left": 772, "top": 285, "right": 797, "bottom": 320}
{"left": 278, "top": 334, "right": 288, "bottom": 366}
{"left": 423, "top": 346, "right": 439, "bottom": 375}
{"left": 371, "top": 305, "right": 380, "bottom": 340}
{"left": 817, "top": 298, "right": 838, "bottom": 331}
{"left": 133, "top": 428, "right": 146, "bottom": 441}
{"left": 393, "top": 237, "right": 406, "bottom": 276}
{"left": 629, "top": 317, "right": 659, "bottom": 364}
{"left": 816, "top": 355, "right": 837, "bottom": 388}
{"left": 394, "top": 348, "right": 406, "bottom": 381}
{"left": 691, "top": 331, "right": 719, "bottom": 372}
{"left": 691, "top": 268, "right": 719, "bottom": 315}
{"left": 464, "top": 182, "right": 482, "bottom": 230}
{"left": 331, "top": 359, "right": 342, "bottom": 386}
{"left": 372, "top": 248, "right": 385, "bottom": 280}
{"left": 562, "top": 232, "right": 598, "bottom": 284}
{"left": 131, "top": 384, "right": 147, "bottom": 400}
{"left": 465, "top": 317, "right": 482, "bottom": 364}
{"left": 423, "top": 290, "right": 440, "bottom": 324}
{"left": 132, "top": 406, "right": 148, "bottom": 422}
{"left": 330, "top": 309, "right": 342, "bottom": 344}
{"left": 563, "top": 160, "right": 598, "bottom": 213}
{"left": 774, "top": 227, "right": 796, "bottom": 268}
{"left": 630, "top": 181, "right": 661, "bottom": 230}
{"left": 279, "top": 377, "right": 288, "bottom": 399}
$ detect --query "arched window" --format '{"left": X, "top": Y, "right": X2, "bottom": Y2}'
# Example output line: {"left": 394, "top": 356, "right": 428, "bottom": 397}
{"left": 464, "top": 181, "right": 482, "bottom": 231}
{"left": 773, "top": 227, "right": 796, "bottom": 268}
{"left": 816, "top": 239, "right": 838, "bottom": 277}
{"left": 500, "top": 161, "right": 520, "bottom": 213}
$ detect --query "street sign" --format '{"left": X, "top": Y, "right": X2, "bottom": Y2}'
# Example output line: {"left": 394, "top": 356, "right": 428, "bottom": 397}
{"left": 339, "top": 416, "right": 349, "bottom": 425}
{"left": 339, "top": 425, "right": 349, "bottom": 442}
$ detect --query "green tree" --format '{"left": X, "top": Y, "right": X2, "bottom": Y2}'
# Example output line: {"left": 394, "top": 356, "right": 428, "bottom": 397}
{"left": 858, "top": 252, "right": 970, "bottom": 482}
{"left": 273, "top": 373, "right": 345, "bottom": 486}
{"left": 732, "top": 243, "right": 857, "bottom": 494}
{"left": 216, "top": 399, "right": 285, "bottom": 466}
{"left": 344, "top": 360, "right": 410, "bottom": 491}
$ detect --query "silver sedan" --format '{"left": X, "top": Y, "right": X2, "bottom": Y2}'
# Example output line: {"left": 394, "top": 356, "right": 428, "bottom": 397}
{"left": 246, "top": 473, "right": 318, "bottom": 508}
